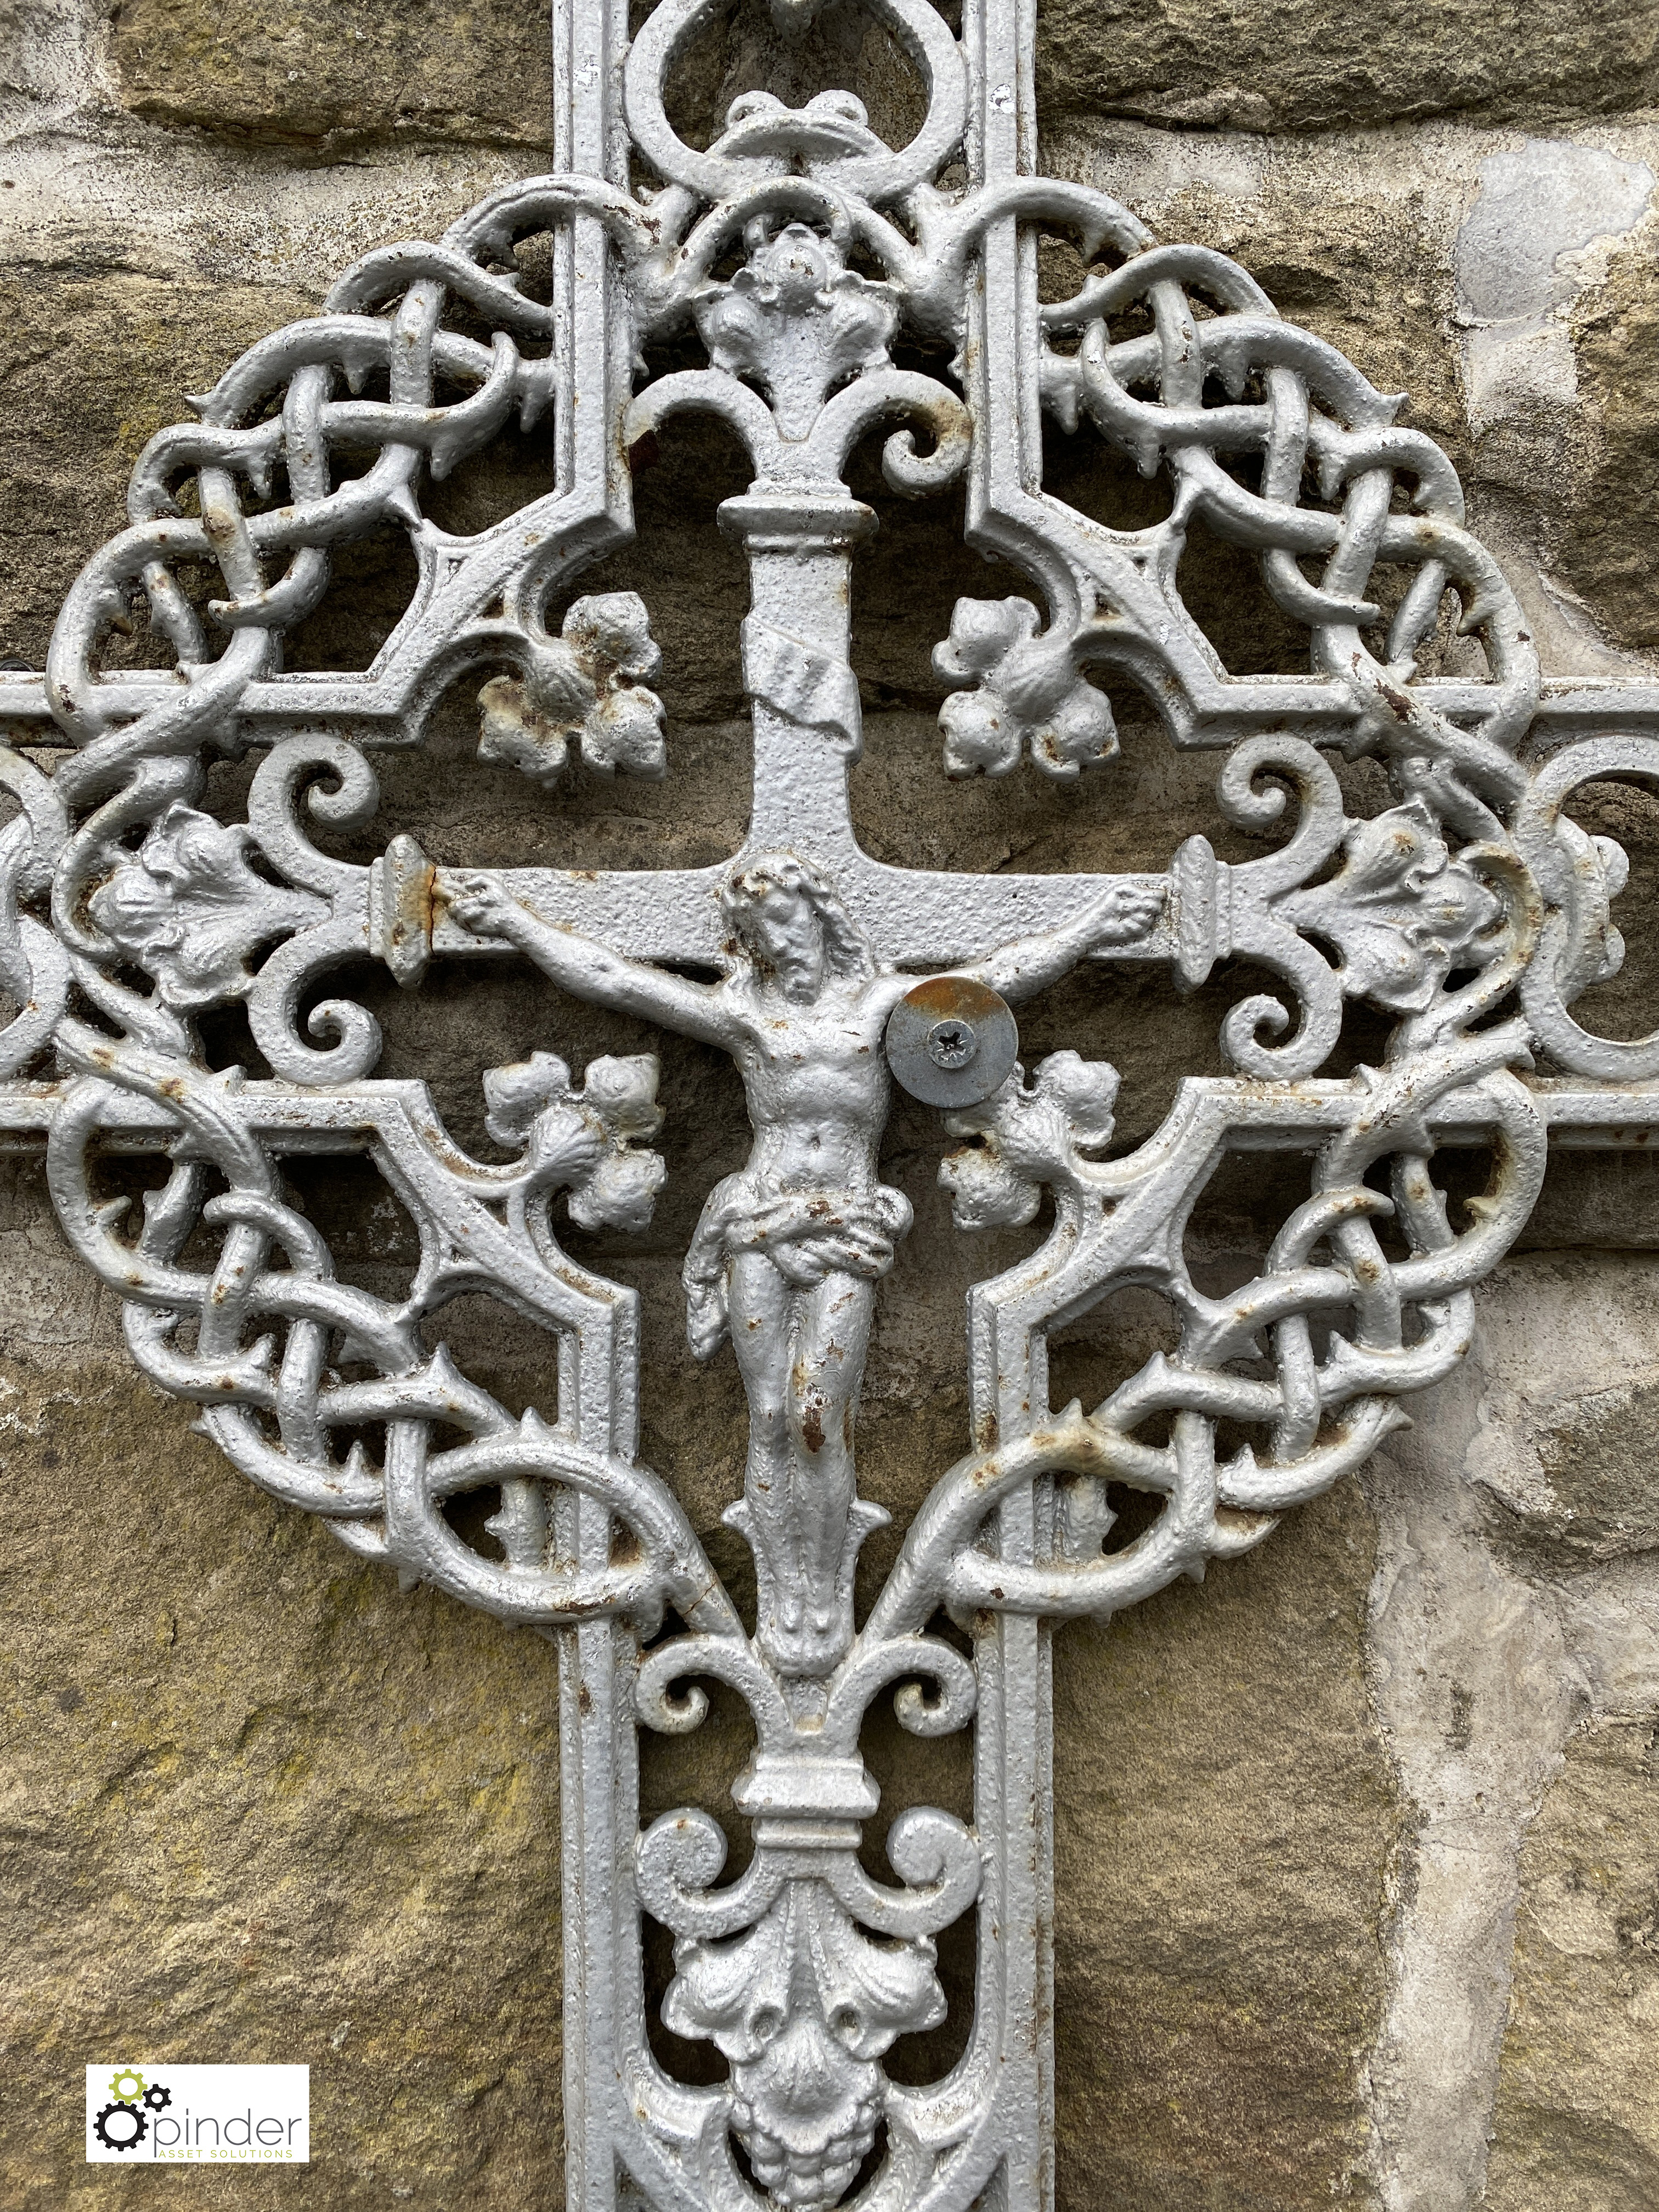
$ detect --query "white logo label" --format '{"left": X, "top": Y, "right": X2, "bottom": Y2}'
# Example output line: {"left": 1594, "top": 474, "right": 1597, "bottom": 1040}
{"left": 87, "top": 2066, "right": 309, "bottom": 2163}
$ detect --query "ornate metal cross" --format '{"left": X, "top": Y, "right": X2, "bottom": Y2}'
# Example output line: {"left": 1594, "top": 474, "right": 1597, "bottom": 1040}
{"left": 7, "top": 0, "right": 1659, "bottom": 2203}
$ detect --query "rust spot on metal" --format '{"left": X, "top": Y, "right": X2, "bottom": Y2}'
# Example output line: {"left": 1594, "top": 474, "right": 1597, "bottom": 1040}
{"left": 377, "top": 833, "right": 435, "bottom": 988}
{"left": 900, "top": 974, "right": 1006, "bottom": 1026}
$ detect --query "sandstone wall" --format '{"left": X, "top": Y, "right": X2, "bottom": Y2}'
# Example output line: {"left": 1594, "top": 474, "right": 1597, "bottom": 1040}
{"left": 4, "top": 3, "right": 1659, "bottom": 2207}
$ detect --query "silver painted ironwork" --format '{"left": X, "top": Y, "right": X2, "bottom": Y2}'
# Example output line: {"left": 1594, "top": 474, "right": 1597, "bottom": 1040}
{"left": 5, "top": 0, "right": 1659, "bottom": 2204}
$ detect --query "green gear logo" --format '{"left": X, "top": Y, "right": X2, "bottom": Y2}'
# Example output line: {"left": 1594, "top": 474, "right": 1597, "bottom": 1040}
{"left": 92, "top": 2067, "right": 171, "bottom": 2154}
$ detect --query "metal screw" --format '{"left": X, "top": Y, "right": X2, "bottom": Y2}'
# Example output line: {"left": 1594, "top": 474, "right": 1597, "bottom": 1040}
{"left": 885, "top": 978, "right": 1018, "bottom": 1107}
{"left": 928, "top": 1020, "right": 977, "bottom": 1070}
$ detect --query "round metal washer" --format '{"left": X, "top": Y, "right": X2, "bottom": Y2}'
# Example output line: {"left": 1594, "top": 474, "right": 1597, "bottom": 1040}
{"left": 885, "top": 976, "right": 1019, "bottom": 1108}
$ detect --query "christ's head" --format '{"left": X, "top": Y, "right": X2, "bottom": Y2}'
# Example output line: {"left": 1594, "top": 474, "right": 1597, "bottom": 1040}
{"left": 721, "top": 853, "right": 872, "bottom": 1004}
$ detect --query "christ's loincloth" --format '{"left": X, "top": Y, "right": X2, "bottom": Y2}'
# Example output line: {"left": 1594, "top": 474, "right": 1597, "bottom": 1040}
{"left": 682, "top": 1172, "right": 913, "bottom": 1357}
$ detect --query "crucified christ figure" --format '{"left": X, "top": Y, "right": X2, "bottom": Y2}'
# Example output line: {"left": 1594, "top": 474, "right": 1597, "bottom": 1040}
{"left": 442, "top": 853, "right": 1160, "bottom": 1675}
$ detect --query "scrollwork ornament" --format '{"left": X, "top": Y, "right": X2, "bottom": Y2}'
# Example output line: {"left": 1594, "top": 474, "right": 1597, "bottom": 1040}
{"left": 4, "top": 0, "right": 1659, "bottom": 2207}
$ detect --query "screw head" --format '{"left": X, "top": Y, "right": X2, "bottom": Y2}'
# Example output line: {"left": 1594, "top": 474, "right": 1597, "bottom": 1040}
{"left": 927, "top": 1020, "right": 977, "bottom": 1070}
{"left": 885, "top": 977, "right": 1018, "bottom": 1107}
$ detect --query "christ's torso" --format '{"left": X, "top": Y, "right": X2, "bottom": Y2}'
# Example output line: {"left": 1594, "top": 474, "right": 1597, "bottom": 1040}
{"left": 727, "top": 986, "right": 898, "bottom": 1193}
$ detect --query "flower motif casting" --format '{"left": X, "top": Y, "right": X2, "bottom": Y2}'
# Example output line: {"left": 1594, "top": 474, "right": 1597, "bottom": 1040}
{"left": 477, "top": 592, "right": 666, "bottom": 785}
{"left": 694, "top": 221, "right": 899, "bottom": 443}
{"left": 940, "top": 1050, "right": 1122, "bottom": 1229}
{"left": 934, "top": 597, "right": 1118, "bottom": 779}
{"left": 1279, "top": 799, "right": 1505, "bottom": 1013}
{"left": 482, "top": 1049, "right": 667, "bottom": 1233}
{"left": 664, "top": 1880, "right": 945, "bottom": 2211}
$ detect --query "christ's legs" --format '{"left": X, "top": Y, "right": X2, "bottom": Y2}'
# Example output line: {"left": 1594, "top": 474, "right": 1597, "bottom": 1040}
{"left": 726, "top": 1250, "right": 878, "bottom": 1673}
{"left": 727, "top": 1250, "right": 803, "bottom": 1650}
{"left": 787, "top": 1267, "right": 874, "bottom": 1637}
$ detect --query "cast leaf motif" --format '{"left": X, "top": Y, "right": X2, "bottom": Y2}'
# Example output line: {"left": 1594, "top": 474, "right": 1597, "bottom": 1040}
{"left": 477, "top": 592, "right": 667, "bottom": 785}
{"left": 483, "top": 1049, "right": 667, "bottom": 1232}
{"left": 940, "top": 1051, "right": 1122, "bottom": 1229}
{"left": 693, "top": 222, "right": 898, "bottom": 442}
{"left": 1279, "top": 799, "right": 1504, "bottom": 1013}
{"left": 88, "top": 802, "right": 326, "bottom": 1014}
{"left": 933, "top": 598, "right": 1118, "bottom": 780}
{"left": 663, "top": 1878, "right": 945, "bottom": 2211}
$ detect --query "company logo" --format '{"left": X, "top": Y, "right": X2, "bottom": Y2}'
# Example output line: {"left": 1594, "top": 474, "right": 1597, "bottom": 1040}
{"left": 86, "top": 2066, "right": 309, "bottom": 2163}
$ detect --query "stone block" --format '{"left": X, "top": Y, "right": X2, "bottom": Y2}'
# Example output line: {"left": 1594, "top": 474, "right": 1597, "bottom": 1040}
{"left": 107, "top": 0, "right": 556, "bottom": 149}
{"left": 0, "top": 1344, "right": 564, "bottom": 2209}
{"left": 1484, "top": 1719, "right": 1659, "bottom": 2209}
{"left": 1560, "top": 227, "right": 1659, "bottom": 651}
{"left": 1052, "top": 1480, "right": 1392, "bottom": 2208}
{"left": 1036, "top": 0, "right": 1659, "bottom": 136}
{"left": 0, "top": 272, "right": 320, "bottom": 670}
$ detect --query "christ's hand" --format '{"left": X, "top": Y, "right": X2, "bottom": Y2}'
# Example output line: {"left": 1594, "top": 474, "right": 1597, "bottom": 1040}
{"left": 433, "top": 867, "right": 738, "bottom": 1049}
{"left": 1088, "top": 880, "right": 1165, "bottom": 948}
{"left": 441, "top": 870, "right": 523, "bottom": 941}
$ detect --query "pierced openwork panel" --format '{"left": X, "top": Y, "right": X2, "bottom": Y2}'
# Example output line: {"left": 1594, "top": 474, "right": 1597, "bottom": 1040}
{"left": 4, "top": 0, "right": 1658, "bottom": 2206}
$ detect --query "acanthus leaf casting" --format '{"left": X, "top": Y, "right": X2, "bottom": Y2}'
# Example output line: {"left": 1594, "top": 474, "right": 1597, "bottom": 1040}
{"left": 88, "top": 801, "right": 329, "bottom": 1013}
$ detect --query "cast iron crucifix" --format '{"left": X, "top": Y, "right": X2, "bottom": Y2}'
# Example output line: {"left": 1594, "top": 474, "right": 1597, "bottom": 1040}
{"left": 5, "top": 0, "right": 1659, "bottom": 2204}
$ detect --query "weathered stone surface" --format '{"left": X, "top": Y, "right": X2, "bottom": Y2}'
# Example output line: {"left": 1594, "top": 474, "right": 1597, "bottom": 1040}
{"left": 1483, "top": 1718, "right": 1659, "bottom": 2209}
{"left": 0, "top": 1328, "right": 566, "bottom": 2208}
{"left": 100, "top": 0, "right": 933, "bottom": 161}
{"left": 1437, "top": 137, "right": 1659, "bottom": 667}
{"left": 1466, "top": 1251, "right": 1659, "bottom": 1561}
{"left": 1052, "top": 1479, "right": 1392, "bottom": 2210}
{"left": 0, "top": 0, "right": 87, "bottom": 108}
{"left": 1036, "top": 0, "right": 1659, "bottom": 136}
{"left": 0, "top": 273, "right": 320, "bottom": 669}
{"left": 0, "top": 1246, "right": 1395, "bottom": 2209}
{"left": 103, "top": 0, "right": 1659, "bottom": 160}
{"left": 1356, "top": 1255, "right": 1659, "bottom": 2210}
{"left": 1560, "top": 224, "right": 1659, "bottom": 652}
{"left": 108, "top": 0, "right": 557, "bottom": 149}
{"left": 1530, "top": 1379, "right": 1659, "bottom": 1558}
{"left": 652, "top": 0, "right": 929, "bottom": 168}
{"left": 1522, "top": 1152, "right": 1659, "bottom": 1249}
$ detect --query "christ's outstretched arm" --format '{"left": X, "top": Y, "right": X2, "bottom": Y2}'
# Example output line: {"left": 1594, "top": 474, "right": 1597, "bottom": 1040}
{"left": 439, "top": 872, "right": 740, "bottom": 1049}
{"left": 958, "top": 878, "right": 1164, "bottom": 1003}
